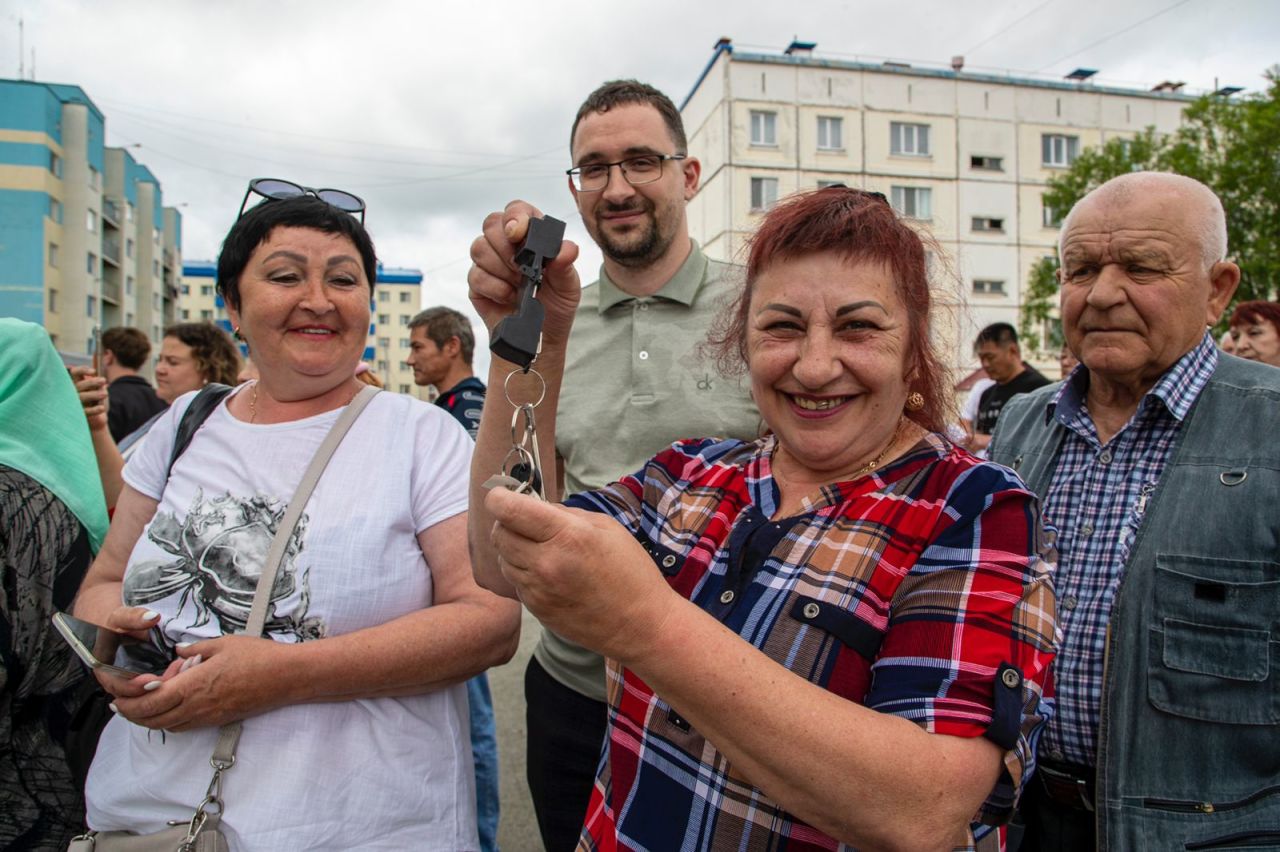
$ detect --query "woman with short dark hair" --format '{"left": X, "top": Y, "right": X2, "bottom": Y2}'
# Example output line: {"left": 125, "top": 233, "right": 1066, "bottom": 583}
{"left": 75, "top": 185, "right": 519, "bottom": 850}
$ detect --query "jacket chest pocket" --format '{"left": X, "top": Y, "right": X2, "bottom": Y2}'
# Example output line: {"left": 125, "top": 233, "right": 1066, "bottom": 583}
{"left": 1148, "top": 554, "right": 1280, "bottom": 725}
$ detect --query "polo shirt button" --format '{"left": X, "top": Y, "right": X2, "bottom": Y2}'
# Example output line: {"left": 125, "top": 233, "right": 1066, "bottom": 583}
{"left": 802, "top": 602, "right": 820, "bottom": 619}
{"left": 638, "top": 302, "right": 649, "bottom": 311}
{"left": 1001, "top": 668, "right": 1022, "bottom": 688}
{"left": 1063, "top": 595, "right": 1079, "bottom": 611}
{"left": 1099, "top": 450, "right": 1112, "bottom": 463}
{"left": 638, "top": 350, "right": 649, "bottom": 361}
{"left": 719, "top": 590, "right": 735, "bottom": 604}
{"left": 661, "top": 555, "right": 677, "bottom": 569}
{"left": 1080, "top": 522, "right": 1093, "bottom": 537}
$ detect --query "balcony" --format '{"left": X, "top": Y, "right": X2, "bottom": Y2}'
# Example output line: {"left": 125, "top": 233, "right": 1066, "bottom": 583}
{"left": 102, "top": 197, "right": 121, "bottom": 228}
{"left": 101, "top": 266, "right": 122, "bottom": 304}
{"left": 163, "top": 248, "right": 174, "bottom": 268}
{"left": 164, "top": 283, "right": 179, "bottom": 301}
{"left": 102, "top": 234, "right": 121, "bottom": 266}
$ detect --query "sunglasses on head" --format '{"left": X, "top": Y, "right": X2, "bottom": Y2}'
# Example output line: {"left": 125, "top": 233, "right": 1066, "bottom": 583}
{"left": 238, "top": 178, "right": 366, "bottom": 223}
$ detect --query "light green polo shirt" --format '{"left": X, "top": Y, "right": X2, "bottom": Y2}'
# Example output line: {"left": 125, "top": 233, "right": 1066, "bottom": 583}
{"left": 534, "top": 242, "right": 761, "bottom": 702}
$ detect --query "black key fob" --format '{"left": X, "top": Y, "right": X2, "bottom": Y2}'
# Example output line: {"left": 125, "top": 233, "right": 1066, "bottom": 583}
{"left": 490, "top": 215, "right": 566, "bottom": 370}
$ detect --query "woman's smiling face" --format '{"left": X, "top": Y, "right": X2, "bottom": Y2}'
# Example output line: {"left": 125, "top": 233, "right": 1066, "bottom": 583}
{"left": 746, "top": 251, "right": 912, "bottom": 482}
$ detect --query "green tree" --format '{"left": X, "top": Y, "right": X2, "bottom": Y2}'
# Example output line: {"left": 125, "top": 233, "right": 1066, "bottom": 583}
{"left": 1020, "top": 72, "right": 1280, "bottom": 351}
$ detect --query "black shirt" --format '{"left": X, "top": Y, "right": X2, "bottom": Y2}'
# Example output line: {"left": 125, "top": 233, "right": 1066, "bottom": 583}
{"left": 973, "top": 366, "right": 1052, "bottom": 436}
{"left": 106, "top": 375, "right": 168, "bottom": 443}
{"left": 433, "top": 377, "right": 486, "bottom": 439}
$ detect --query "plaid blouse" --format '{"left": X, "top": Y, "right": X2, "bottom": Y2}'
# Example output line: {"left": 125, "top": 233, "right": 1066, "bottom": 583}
{"left": 565, "top": 432, "right": 1058, "bottom": 852}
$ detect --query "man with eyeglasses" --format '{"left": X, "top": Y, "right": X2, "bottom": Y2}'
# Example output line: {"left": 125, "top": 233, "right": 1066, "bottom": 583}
{"left": 469, "top": 79, "right": 759, "bottom": 851}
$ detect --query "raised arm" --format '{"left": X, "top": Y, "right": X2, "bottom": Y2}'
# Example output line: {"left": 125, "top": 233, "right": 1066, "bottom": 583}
{"left": 466, "top": 201, "right": 582, "bottom": 597}
{"left": 69, "top": 366, "right": 125, "bottom": 509}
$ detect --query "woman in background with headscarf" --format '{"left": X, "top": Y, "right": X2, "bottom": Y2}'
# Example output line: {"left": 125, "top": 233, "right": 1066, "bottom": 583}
{"left": 0, "top": 318, "right": 110, "bottom": 850}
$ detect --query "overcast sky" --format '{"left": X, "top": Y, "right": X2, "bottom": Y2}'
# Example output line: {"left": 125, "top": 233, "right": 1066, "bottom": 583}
{"left": 6, "top": 0, "right": 1277, "bottom": 374}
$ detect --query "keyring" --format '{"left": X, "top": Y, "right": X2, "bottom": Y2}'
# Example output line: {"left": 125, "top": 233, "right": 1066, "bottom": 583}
{"left": 504, "top": 366, "right": 546, "bottom": 409}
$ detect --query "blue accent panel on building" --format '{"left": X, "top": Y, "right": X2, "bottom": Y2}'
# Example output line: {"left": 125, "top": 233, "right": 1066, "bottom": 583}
{"left": 183, "top": 261, "right": 216, "bottom": 277}
{"left": 43, "top": 83, "right": 105, "bottom": 172}
{"left": 215, "top": 319, "right": 233, "bottom": 333}
{"left": 368, "top": 324, "right": 376, "bottom": 335}
{"left": 172, "top": 209, "right": 182, "bottom": 249}
{"left": 362, "top": 346, "right": 375, "bottom": 361}
{"left": 0, "top": 141, "right": 54, "bottom": 167}
{"left": 376, "top": 267, "right": 424, "bottom": 285}
{"left": 215, "top": 295, "right": 224, "bottom": 309}
{"left": 0, "top": 80, "right": 62, "bottom": 140}
{"left": 0, "top": 189, "right": 50, "bottom": 323}
{"left": 121, "top": 150, "right": 142, "bottom": 205}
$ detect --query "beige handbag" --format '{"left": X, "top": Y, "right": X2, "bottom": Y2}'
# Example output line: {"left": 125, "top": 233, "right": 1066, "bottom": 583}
{"left": 69, "top": 386, "right": 380, "bottom": 852}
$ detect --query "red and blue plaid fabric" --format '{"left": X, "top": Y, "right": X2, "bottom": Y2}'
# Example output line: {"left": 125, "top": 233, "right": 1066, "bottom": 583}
{"left": 1037, "top": 331, "right": 1218, "bottom": 767}
{"left": 566, "top": 432, "right": 1058, "bottom": 851}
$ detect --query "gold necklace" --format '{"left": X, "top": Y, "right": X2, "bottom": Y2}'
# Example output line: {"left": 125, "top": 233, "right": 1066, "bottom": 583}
{"left": 249, "top": 382, "right": 258, "bottom": 424}
{"left": 848, "top": 417, "right": 906, "bottom": 479}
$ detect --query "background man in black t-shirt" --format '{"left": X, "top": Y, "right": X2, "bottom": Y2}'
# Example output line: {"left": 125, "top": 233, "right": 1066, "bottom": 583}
{"left": 968, "top": 322, "right": 1051, "bottom": 454}
{"left": 100, "top": 327, "right": 167, "bottom": 442}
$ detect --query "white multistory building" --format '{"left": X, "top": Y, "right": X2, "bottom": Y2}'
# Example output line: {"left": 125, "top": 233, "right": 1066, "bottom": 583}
{"left": 680, "top": 39, "right": 1197, "bottom": 370}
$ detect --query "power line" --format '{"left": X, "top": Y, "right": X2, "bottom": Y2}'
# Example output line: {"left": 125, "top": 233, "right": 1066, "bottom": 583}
{"left": 963, "top": 0, "right": 1056, "bottom": 56}
{"left": 1035, "top": 0, "right": 1198, "bottom": 72}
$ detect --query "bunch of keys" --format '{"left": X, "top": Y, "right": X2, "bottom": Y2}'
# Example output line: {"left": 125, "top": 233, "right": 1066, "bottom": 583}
{"left": 484, "top": 214, "right": 564, "bottom": 500}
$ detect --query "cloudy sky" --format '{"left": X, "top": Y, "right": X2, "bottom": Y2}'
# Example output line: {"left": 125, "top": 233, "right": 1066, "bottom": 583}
{"left": 7, "top": 0, "right": 1277, "bottom": 372}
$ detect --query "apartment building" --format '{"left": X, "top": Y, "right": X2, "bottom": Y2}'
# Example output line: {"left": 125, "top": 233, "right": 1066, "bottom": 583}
{"left": 679, "top": 40, "right": 1195, "bottom": 365}
{"left": 180, "top": 261, "right": 427, "bottom": 397}
{"left": 0, "top": 78, "right": 182, "bottom": 360}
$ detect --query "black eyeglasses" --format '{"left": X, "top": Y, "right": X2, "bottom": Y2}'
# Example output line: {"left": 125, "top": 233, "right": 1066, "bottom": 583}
{"left": 566, "top": 154, "right": 686, "bottom": 192}
{"left": 238, "top": 178, "right": 366, "bottom": 223}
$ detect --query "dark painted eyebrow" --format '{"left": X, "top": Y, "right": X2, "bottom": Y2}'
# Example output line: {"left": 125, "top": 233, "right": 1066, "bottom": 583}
{"left": 261, "top": 250, "right": 307, "bottom": 265}
{"left": 836, "top": 300, "right": 887, "bottom": 316}
{"left": 757, "top": 303, "right": 802, "bottom": 317}
{"left": 325, "top": 255, "right": 360, "bottom": 268}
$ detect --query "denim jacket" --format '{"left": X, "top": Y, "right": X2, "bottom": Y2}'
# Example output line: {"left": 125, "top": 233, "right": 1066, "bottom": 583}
{"left": 990, "top": 354, "right": 1280, "bottom": 851}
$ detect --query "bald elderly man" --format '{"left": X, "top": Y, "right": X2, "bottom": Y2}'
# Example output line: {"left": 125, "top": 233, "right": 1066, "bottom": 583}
{"left": 990, "top": 172, "right": 1280, "bottom": 850}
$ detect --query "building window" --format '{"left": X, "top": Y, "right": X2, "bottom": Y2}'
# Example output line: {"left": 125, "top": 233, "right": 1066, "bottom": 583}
{"left": 126, "top": 238, "right": 134, "bottom": 258}
{"left": 127, "top": 202, "right": 134, "bottom": 221}
{"left": 86, "top": 210, "right": 97, "bottom": 232}
{"left": 817, "top": 116, "right": 843, "bottom": 150}
{"left": 1042, "top": 134, "right": 1079, "bottom": 167}
{"left": 126, "top": 312, "right": 134, "bottom": 326}
{"left": 49, "top": 198, "right": 63, "bottom": 223}
{"left": 377, "top": 360, "right": 389, "bottom": 372}
{"left": 378, "top": 291, "right": 389, "bottom": 302}
{"left": 377, "top": 313, "right": 390, "bottom": 325}
{"left": 200, "top": 284, "right": 213, "bottom": 296}
{"left": 89, "top": 166, "right": 101, "bottom": 190}
{"left": 973, "top": 279, "right": 1006, "bottom": 296}
{"left": 750, "top": 111, "right": 777, "bottom": 146}
{"left": 750, "top": 177, "right": 779, "bottom": 212}
{"left": 86, "top": 253, "right": 96, "bottom": 275}
{"left": 153, "top": 294, "right": 160, "bottom": 310}
{"left": 181, "top": 309, "right": 190, "bottom": 320}
{"left": 1043, "top": 197, "right": 1064, "bottom": 228}
{"left": 890, "top": 122, "right": 931, "bottom": 156}
{"left": 970, "top": 155, "right": 1003, "bottom": 171}
{"left": 399, "top": 291, "right": 412, "bottom": 303}
{"left": 126, "top": 276, "right": 134, "bottom": 295}
{"left": 86, "top": 295, "right": 96, "bottom": 317}
{"left": 48, "top": 243, "right": 59, "bottom": 268}
{"left": 48, "top": 289, "right": 57, "bottom": 313}
{"left": 971, "top": 217, "right": 1005, "bottom": 233}
{"left": 890, "top": 186, "right": 932, "bottom": 220}
{"left": 377, "top": 336, "right": 391, "bottom": 348}
{"left": 399, "top": 384, "right": 411, "bottom": 394}
{"left": 200, "top": 309, "right": 213, "bottom": 320}
{"left": 399, "top": 338, "right": 411, "bottom": 348}
{"left": 816, "top": 180, "right": 843, "bottom": 189}
{"left": 153, "top": 260, "right": 160, "bottom": 276}
{"left": 398, "top": 315, "right": 410, "bottom": 327}
{"left": 49, "top": 152, "right": 62, "bottom": 178}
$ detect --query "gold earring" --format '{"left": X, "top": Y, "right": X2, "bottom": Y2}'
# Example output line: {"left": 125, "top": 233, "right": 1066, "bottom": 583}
{"left": 905, "top": 392, "right": 924, "bottom": 412}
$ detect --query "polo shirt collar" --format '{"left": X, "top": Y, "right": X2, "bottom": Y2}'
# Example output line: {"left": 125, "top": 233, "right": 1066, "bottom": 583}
{"left": 1047, "top": 329, "right": 1220, "bottom": 426}
{"left": 596, "top": 241, "right": 708, "bottom": 313}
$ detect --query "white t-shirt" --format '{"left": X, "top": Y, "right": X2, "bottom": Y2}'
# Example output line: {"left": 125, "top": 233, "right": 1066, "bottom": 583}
{"left": 960, "top": 378, "right": 996, "bottom": 459}
{"left": 86, "top": 387, "right": 480, "bottom": 851}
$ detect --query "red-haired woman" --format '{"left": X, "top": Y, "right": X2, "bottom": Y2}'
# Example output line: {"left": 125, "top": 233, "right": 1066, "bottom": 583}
{"left": 468, "top": 187, "right": 1058, "bottom": 851}
{"left": 1229, "top": 300, "right": 1280, "bottom": 367}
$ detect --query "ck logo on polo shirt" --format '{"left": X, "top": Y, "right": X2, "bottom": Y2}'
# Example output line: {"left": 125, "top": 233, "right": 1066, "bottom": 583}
{"left": 697, "top": 374, "right": 714, "bottom": 391}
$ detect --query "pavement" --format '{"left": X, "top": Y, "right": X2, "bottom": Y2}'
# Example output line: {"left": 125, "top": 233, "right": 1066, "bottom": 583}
{"left": 492, "top": 606, "right": 543, "bottom": 851}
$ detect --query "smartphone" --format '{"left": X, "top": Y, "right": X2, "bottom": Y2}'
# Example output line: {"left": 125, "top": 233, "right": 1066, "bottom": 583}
{"left": 90, "top": 325, "right": 102, "bottom": 373}
{"left": 51, "top": 611, "right": 173, "bottom": 678}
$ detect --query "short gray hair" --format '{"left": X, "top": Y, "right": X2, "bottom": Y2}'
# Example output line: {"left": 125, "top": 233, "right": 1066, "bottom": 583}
{"left": 408, "top": 307, "right": 475, "bottom": 365}
{"left": 1059, "top": 171, "right": 1227, "bottom": 269}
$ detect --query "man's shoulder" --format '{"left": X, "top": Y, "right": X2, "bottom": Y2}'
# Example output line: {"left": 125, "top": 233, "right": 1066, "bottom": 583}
{"left": 1211, "top": 353, "right": 1280, "bottom": 394}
